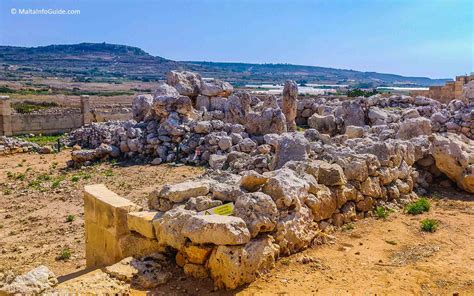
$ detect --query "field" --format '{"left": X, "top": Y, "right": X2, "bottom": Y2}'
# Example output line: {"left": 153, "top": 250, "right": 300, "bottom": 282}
{"left": 1, "top": 151, "right": 473, "bottom": 295}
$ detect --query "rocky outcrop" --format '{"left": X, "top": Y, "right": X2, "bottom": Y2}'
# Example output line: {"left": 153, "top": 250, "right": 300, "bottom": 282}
{"left": 207, "top": 236, "right": 279, "bottom": 290}
{"left": 166, "top": 71, "right": 202, "bottom": 97}
{"left": 430, "top": 133, "right": 474, "bottom": 193}
{"left": 0, "top": 266, "right": 57, "bottom": 295}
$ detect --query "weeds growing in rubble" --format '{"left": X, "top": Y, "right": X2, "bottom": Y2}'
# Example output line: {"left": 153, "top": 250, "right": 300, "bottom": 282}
{"left": 420, "top": 218, "right": 439, "bottom": 232}
{"left": 405, "top": 198, "right": 431, "bottom": 215}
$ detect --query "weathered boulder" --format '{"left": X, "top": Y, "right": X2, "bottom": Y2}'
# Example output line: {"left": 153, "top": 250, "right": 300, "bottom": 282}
{"left": 158, "top": 181, "right": 210, "bottom": 203}
{"left": 209, "top": 154, "right": 227, "bottom": 169}
{"left": 367, "top": 107, "right": 388, "bottom": 125}
{"left": 181, "top": 215, "right": 251, "bottom": 245}
{"left": 132, "top": 94, "right": 154, "bottom": 121}
{"left": 360, "top": 177, "right": 382, "bottom": 198}
{"left": 201, "top": 79, "right": 233, "bottom": 97}
{"left": 339, "top": 101, "right": 365, "bottom": 127}
{"left": 305, "top": 184, "right": 336, "bottom": 221}
{"left": 0, "top": 266, "right": 57, "bottom": 295}
{"left": 313, "top": 160, "right": 347, "bottom": 186}
{"left": 225, "top": 92, "right": 251, "bottom": 125}
{"left": 273, "top": 206, "right": 318, "bottom": 256}
{"left": 430, "top": 133, "right": 474, "bottom": 193}
{"left": 308, "top": 114, "right": 337, "bottom": 135}
{"left": 240, "top": 170, "right": 269, "bottom": 192}
{"left": 397, "top": 117, "right": 432, "bottom": 140}
{"left": 234, "top": 192, "right": 279, "bottom": 238}
{"left": 166, "top": 71, "right": 201, "bottom": 97}
{"left": 207, "top": 236, "right": 279, "bottom": 290}
{"left": 193, "top": 121, "right": 213, "bottom": 134}
{"left": 246, "top": 108, "right": 287, "bottom": 136}
{"left": 282, "top": 80, "right": 298, "bottom": 131}
{"left": 262, "top": 168, "right": 309, "bottom": 209}
{"left": 185, "top": 196, "right": 222, "bottom": 212}
{"left": 271, "top": 132, "right": 310, "bottom": 169}
{"left": 152, "top": 83, "right": 180, "bottom": 117}
{"left": 345, "top": 125, "right": 364, "bottom": 138}
{"left": 153, "top": 207, "right": 195, "bottom": 250}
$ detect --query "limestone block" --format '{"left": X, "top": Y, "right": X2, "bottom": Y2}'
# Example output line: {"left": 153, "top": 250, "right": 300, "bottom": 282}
{"left": 118, "top": 232, "right": 166, "bottom": 259}
{"left": 84, "top": 184, "right": 142, "bottom": 268}
{"left": 182, "top": 244, "right": 213, "bottom": 264}
{"left": 181, "top": 215, "right": 250, "bottom": 245}
{"left": 127, "top": 211, "right": 161, "bottom": 239}
{"left": 84, "top": 184, "right": 141, "bottom": 236}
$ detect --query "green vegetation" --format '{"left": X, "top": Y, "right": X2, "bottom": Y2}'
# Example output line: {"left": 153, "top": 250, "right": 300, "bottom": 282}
{"left": 58, "top": 248, "right": 71, "bottom": 260}
{"left": 0, "top": 86, "right": 133, "bottom": 97}
{"left": 103, "top": 169, "right": 114, "bottom": 177}
{"left": 66, "top": 214, "right": 75, "bottom": 223}
{"left": 374, "top": 206, "right": 391, "bottom": 219}
{"left": 420, "top": 218, "right": 439, "bottom": 232}
{"left": 405, "top": 198, "right": 431, "bottom": 215}
{"left": 385, "top": 240, "right": 397, "bottom": 245}
{"left": 70, "top": 175, "right": 80, "bottom": 182}
{"left": 347, "top": 88, "right": 379, "bottom": 97}
{"left": 18, "top": 134, "right": 63, "bottom": 146}
{"left": 28, "top": 173, "right": 52, "bottom": 191}
{"left": 51, "top": 175, "right": 65, "bottom": 189}
{"left": 12, "top": 100, "right": 59, "bottom": 114}
{"left": 7, "top": 171, "right": 25, "bottom": 181}
{"left": 342, "top": 223, "right": 354, "bottom": 231}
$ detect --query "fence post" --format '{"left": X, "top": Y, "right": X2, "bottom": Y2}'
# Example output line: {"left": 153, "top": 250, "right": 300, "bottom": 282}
{"left": 80, "top": 95, "right": 91, "bottom": 126}
{"left": 0, "top": 96, "right": 13, "bottom": 136}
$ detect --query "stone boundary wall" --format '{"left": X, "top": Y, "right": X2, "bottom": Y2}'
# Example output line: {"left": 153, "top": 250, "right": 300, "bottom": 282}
{"left": 0, "top": 96, "right": 132, "bottom": 136}
{"left": 10, "top": 113, "right": 83, "bottom": 135}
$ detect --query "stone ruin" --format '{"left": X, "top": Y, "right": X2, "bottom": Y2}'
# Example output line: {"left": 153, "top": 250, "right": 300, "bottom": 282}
{"left": 0, "top": 136, "right": 40, "bottom": 155}
{"left": 57, "top": 72, "right": 474, "bottom": 290}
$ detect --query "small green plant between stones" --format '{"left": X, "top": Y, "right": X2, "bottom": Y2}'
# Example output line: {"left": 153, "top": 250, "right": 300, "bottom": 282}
{"left": 405, "top": 198, "right": 431, "bottom": 215}
{"left": 420, "top": 218, "right": 439, "bottom": 233}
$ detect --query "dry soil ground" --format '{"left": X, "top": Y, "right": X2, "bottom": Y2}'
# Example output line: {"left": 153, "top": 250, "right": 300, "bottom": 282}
{"left": 1, "top": 151, "right": 473, "bottom": 295}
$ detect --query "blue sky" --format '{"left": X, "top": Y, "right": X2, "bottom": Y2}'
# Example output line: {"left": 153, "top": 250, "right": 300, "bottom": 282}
{"left": 0, "top": 0, "right": 472, "bottom": 78}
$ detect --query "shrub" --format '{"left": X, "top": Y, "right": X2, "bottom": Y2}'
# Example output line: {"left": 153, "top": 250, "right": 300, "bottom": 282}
{"left": 342, "top": 223, "right": 354, "bottom": 231}
{"left": 405, "top": 198, "right": 431, "bottom": 215}
{"left": 71, "top": 175, "right": 80, "bottom": 182}
{"left": 12, "top": 101, "right": 58, "bottom": 114}
{"left": 58, "top": 248, "right": 71, "bottom": 260}
{"left": 420, "top": 218, "right": 439, "bottom": 232}
{"left": 374, "top": 206, "right": 390, "bottom": 219}
{"left": 103, "top": 169, "right": 114, "bottom": 177}
{"left": 66, "top": 214, "right": 75, "bottom": 223}
{"left": 347, "top": 88, "right": 379, "bottom": 97}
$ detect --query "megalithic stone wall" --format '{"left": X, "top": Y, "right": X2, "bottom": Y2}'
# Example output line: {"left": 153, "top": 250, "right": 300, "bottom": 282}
{"left": 83, "top": 184, "right": 165, "bottom": 268}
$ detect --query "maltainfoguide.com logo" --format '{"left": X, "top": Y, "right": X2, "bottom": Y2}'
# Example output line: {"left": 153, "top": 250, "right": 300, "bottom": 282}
{"left": 10, "top": 8, "right": 81, "bottom": 15}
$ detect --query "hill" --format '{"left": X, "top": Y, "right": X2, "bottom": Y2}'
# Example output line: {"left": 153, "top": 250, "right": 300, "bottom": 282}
{"left": 0, "top": 42, "right": 449, "bottom": 86}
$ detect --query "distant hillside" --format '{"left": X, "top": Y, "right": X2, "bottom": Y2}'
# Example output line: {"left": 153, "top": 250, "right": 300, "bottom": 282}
{"left": 0, "top": 43, "right": 192, "bottom": 82}
{"left": 0, "top": 42, "right": 449, "bottom": 86}
{"left": 186, "top": 61, "right": 449, "bottom": 87}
